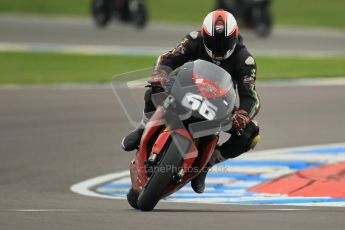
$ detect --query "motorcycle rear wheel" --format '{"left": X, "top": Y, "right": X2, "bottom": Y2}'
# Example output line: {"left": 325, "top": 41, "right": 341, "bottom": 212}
{"left": 136, "top": 140, "right": 182, "bottom": 211}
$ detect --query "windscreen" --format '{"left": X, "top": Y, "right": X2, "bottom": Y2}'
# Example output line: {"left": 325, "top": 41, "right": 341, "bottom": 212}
{"left": 168, "top": 60, "right": 236, "bottom": 126}
{"left": 193, "top": 59, "right": 232, "bottom": 98}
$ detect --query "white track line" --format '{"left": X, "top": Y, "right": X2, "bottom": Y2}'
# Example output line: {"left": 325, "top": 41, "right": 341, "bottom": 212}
{"left": 1, "top": 77, "right": 344, "bottom": 91}
{"left": 0, "top": 42, "right": 167, "bottom": 56}
{"left": 70, "top": 171, "right": 130, "bottom": 200}
{"left": 7, "top": 209, "right": 77, "bottom": 212}
{"left": 1, "top": 41, "right": 344, "bottom": 57}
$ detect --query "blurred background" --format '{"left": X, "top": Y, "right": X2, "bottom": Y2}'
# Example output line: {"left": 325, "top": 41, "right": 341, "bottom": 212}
{"left": 0, "top": 0, "right": 344, "bottom": 84}
{"left": 1, "top": 0, "right": 344, "bottom": 27}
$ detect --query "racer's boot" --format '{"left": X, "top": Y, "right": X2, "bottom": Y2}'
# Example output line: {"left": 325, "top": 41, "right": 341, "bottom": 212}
{"left": 191, "top": 149, "right": 225, "bottom": 194}
{"left": 121, "top": 113, "right": 149, "bottom": 151}
{"left": 191, "top": 122, "right": 261, "bottom": 193}
{"left": 121, "top": 126, "right": 144, "bottom": 151}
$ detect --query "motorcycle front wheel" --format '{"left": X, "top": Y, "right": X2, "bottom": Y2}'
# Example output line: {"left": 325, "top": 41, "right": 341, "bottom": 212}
{"left": 136, "top": 140, "right": 182, "bottom": 211}
{"left": 127, "top": 187, "right": 140, "bottom": 209}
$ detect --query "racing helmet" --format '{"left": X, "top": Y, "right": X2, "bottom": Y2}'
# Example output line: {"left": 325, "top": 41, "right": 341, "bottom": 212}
{"left": 202, "top": 10, "right": 239, "bottom": 60}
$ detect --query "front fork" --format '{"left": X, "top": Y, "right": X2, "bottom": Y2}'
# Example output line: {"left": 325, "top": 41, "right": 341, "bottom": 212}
{"left": 146, "top": 128, "right": 199, "bottom": 182}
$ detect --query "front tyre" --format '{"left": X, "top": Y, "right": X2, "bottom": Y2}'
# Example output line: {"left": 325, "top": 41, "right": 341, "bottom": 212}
{"left": 136, "top": 140, "right": 182, "bottom": 211}
{"left": 127, "top": 187, "right": 139, "bottom": 209}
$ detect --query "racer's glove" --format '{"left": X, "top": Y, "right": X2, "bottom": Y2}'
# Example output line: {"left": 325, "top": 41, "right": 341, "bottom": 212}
{"left": 148, "top": 69, "right": 168, "bottom": 87}
{"left": 232, "top": 108, "right": 251, "bottom": 131}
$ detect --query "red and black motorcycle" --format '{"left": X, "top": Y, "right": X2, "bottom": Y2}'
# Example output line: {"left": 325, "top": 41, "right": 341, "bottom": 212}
{"left": 126, "top": 60, "right": 236, "bottom": 211}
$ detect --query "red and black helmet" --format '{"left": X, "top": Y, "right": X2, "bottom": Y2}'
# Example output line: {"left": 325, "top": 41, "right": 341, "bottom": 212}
{"left": 202, "top": 10, "right": 239, "bottom": 60}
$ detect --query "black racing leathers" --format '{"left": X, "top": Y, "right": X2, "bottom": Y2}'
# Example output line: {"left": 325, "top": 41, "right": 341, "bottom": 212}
{"left": 129, "top": 31, "right": 261, "bottom": 159}
{"left": 153, "top": 31, "right": 260, "bottom": 118}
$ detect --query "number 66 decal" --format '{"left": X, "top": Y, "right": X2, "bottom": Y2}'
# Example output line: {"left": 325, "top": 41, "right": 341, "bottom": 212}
{"left": 181, "top": 92, "right": 218, "bottom": 120}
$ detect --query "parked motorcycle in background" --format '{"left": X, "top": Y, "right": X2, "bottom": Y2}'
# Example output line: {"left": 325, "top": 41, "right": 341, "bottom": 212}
{"left": 91, "top": 0, "right": 148, "bottom": 29}
{"left": 216, "top": 0, "right": 273, "bottom": 37}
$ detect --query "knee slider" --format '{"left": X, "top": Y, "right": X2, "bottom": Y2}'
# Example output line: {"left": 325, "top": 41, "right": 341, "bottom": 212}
{"left": 250, "top": 134, "right": 261, "bottom": 150}
{"left": 243, "top": 121, "right": 260, "bottom": 151}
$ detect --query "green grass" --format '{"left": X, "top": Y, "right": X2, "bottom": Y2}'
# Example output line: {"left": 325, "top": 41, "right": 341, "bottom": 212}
{"left": 256, "top": 56, "right": 345, "bottom": 80}
{"left": 0, "top": 52, "right": 344, "bottom": 84}
{"left": 150, "top": 0, "right": 345, "bottom": 29}
{"left": 0, "top": 0, "right": 344, "bottom": 28}
{"left": 0, "top": 0, "right": 89, "bottom": 15}
{"left": 272, "top": 0, "right": 345, "bottom": 29}
{"left": 148, "top": 0, "right": 212, "bottom": 24}
{"left": 0, "top": 52, "right": 156, "bottom": 84}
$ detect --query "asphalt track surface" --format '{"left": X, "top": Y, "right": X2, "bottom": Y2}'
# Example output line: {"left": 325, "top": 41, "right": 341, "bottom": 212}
{"left": 1, "top": 15, "right": 345, "bottom": 56}
{"left": 1, "top": 85, "right": 345, "bottom": 230}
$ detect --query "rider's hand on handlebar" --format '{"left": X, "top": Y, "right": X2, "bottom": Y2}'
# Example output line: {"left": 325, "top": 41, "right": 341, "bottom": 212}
{"left": 148, "top": 69, "right": 168, "bottom": 86}
{"left": 232, "top": 108, "right": 251, "bottom": 132}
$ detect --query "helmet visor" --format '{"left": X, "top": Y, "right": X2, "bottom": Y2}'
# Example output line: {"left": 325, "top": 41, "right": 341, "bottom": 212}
{"left": 204, "top": 32, "right": 237, "bottom": 58}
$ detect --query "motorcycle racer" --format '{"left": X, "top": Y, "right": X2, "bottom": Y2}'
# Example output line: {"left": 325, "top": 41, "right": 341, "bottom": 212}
{"left": 122, "top": 10, "right": 261, "bottom": 194}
